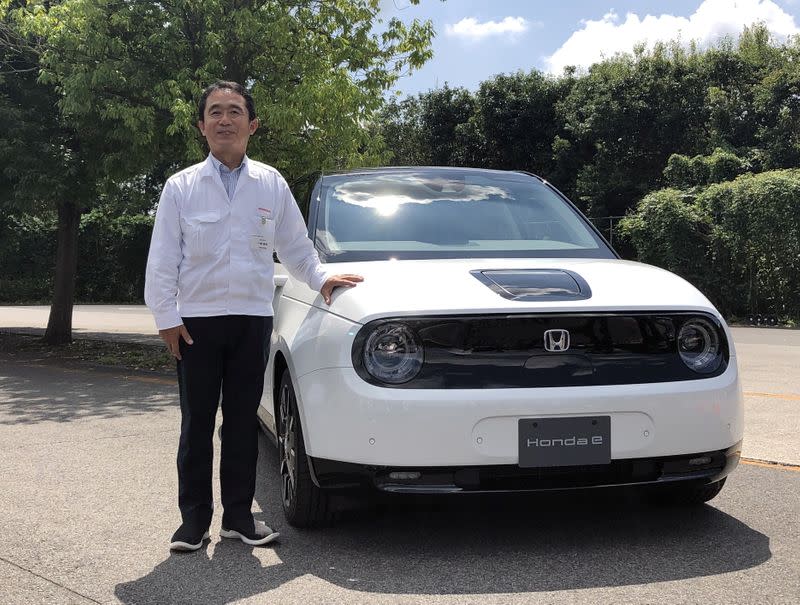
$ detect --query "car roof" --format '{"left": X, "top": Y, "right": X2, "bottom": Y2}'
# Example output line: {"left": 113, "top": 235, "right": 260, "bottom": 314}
{"left": 322, "top": 166, "right": 545, "bottom": 180}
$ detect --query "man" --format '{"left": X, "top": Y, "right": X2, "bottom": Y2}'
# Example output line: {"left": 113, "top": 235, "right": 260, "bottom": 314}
{"left": 145, "top": 81, "right": 362, "bottom": 552}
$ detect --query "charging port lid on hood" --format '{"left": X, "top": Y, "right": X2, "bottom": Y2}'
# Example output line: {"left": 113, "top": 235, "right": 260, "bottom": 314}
{"left": 471, "top": 269, "right": 592, "bottom": 302}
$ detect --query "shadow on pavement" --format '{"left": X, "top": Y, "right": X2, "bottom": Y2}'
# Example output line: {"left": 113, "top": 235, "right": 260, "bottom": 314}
{"left": 0, "top": 359, "right": 174, "bottom": 424}
{"left": 115, "top": 539, "right": 294, "bottom": 605}
{"left": 114, "top": 433, "right": 771, "bottom": 604}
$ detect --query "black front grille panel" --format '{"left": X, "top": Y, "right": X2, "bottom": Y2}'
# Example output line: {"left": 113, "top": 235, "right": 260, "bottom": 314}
{"left": 352, "top": 312, "right": 729, "bottom": 388}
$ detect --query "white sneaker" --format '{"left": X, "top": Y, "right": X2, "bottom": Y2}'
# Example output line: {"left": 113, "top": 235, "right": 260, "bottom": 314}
{"left": 220, "top": 520, "right": 280, "bottom": 546}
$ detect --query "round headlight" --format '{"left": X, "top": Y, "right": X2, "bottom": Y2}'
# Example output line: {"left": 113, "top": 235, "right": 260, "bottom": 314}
{"left": 363, "top": 323, "right": 423, "bottom": 384}
{"left": 678, "top": 318, "right": 722, "bottom": 373}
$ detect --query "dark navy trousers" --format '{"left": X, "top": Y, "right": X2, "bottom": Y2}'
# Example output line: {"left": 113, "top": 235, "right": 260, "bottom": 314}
{"left": 176, "top": 315, "right": 272, "bottom": 532}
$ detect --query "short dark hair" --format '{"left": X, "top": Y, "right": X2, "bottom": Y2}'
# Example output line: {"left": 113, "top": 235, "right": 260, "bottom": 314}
{"left": 198, "top": 80, "right": 256, "bottom": 122}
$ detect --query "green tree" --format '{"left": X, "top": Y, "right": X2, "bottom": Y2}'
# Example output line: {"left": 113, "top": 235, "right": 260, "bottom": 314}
{"left": 474, "top": 71, "right": 567, "bottom": 177}
{"left": 379, "top": 85, "right": 477, "bottom": 167}
{"left": 1, "top": 0, "right": 86, "bottom": 343}
{"left": 699, "top": 170, "right": 800, "bottom": 317}
{"left": 418, "top": 84, "right": 475, "bottom": 166}
{"left": 379, "top": 95, "right": 426, "bottom": 165}
{"left": 702, "top": 25, "right": 784, "bottom": 152}
{"left": 663, "top": 148, "right": 749, "bottom": 189}
{"left": 749, "top": 35, "right": 800, "bottom": 169}
{"left": 1, "top": 0, "right": 434, "bottom": 343}
{"left": 621, "top": 170, "right": 800, "bottom": 318}
{"left": 557, "top": 42, "right": 708, "bottom": 218}
{"left": 618, "top": 188, "right": 712, "bottom": 292}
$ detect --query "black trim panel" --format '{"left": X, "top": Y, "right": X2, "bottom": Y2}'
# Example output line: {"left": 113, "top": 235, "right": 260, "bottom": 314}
{"left": 309, "top": 442, "right": 742, "bottom": 493}
{"left": 352, "top": 312, "right": 730, "bottom": 388}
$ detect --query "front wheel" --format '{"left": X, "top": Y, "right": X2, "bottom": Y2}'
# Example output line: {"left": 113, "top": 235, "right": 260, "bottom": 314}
{"left": 277, "top": 369, "right": 334, "bottom": 527}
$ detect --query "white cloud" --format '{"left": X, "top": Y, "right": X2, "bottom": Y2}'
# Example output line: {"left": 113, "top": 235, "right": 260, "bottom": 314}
{"left": 544, "top": 0, "right": 800, "bottom": 74}
{"left": 445, "top": 16, "right": 534, "bottom": 41}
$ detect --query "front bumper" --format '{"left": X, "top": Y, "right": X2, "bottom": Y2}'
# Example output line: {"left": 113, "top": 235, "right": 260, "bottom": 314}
{"left": 309, "top": 442, "right": 742, "bottom": 494}
{"left": 295, "top": 362, "right": 744, "bottom": 467}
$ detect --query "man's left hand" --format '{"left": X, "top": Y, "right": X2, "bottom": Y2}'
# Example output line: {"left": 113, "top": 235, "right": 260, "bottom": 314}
{"left": 320, "top": 274, "right": 364, "bottom": 305}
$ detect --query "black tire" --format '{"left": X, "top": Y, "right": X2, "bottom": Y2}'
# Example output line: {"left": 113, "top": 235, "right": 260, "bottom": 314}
{"left": 277, "top": 369, "right": 333, "bottom": 528}
{"left": 649, "top": 478, "right": 727, "bottom": 507}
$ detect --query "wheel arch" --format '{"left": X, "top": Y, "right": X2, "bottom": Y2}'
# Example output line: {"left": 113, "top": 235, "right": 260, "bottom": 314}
{"left": 272, "top": 351, "right": 314, "bottom": 455}
{"left": 272, "top": 350, "right": 289, "bottom": 423}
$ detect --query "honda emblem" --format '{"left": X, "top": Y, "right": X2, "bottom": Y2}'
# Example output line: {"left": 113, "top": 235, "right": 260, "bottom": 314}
{"left": 543, "top": 329, "right": 570, "bottom": 352}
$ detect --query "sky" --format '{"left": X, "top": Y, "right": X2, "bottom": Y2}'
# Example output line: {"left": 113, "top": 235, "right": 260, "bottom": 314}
{"left": 380, "top": 0, "right": 800, "bottom": 97}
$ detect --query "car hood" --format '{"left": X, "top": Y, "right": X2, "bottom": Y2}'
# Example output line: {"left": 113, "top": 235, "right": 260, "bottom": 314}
{"left": 281, "top": 258, "right": 720, "bottom": 324}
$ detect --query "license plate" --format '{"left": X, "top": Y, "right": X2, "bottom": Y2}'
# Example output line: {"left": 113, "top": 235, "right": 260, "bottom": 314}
{"left": 518, "top": 416, "right": 611, "bottom": 468}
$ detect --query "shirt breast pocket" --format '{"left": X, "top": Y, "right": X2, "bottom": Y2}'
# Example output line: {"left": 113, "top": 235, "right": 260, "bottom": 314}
{"left": 250, "top": 216, "right": 276, "bottom": 256}
{"left": 184, "top": 210, "right": 224, "bottom": 256}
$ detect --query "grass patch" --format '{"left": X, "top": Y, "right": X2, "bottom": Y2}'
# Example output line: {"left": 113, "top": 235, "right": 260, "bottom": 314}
{"left": 0, "top": 331, "right": 174, "bottom": 374}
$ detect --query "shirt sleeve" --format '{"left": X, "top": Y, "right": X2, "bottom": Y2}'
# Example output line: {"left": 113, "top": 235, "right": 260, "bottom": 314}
{"left": 144, "top": 180, "right": 184, "bottom": 330}
{"left": 273, "top": 177, "right": 328, "bottom": 292}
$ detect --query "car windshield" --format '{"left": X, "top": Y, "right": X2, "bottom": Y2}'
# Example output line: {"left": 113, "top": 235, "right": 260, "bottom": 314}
{"left": 313, "top": 168, "right": 615, "bottom": 261}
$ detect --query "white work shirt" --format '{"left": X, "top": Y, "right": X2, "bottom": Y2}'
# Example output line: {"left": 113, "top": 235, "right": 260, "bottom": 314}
{"left": 145, "top": 155, "right": 328, "bottom": 330}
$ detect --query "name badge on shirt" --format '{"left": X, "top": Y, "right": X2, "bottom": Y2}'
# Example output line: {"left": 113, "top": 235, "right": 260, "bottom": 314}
{"left": 252, "top": 210, "right": 274, "bottom": 252}
{"left": 251, "top": 234, "right": 271, "bottom": 251}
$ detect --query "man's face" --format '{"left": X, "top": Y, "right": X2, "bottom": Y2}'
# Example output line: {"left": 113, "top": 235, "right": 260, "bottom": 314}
{"left": 198, "top": 88, "right": 258, "bottom": 159}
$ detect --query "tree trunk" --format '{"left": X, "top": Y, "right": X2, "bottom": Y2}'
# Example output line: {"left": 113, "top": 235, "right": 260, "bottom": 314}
{"left": 44, "top": 200, "right": 81, "bottom": 345}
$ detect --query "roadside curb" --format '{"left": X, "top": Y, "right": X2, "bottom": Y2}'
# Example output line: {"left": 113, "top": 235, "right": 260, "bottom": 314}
{"left": 0, "top": 352, "right": 176, "bottom": 381}
{"left": 0, "top": 326, "right": 161, "bottom": 346}
{"left": 0, "top": 331, "right": 174, "bottom": 379}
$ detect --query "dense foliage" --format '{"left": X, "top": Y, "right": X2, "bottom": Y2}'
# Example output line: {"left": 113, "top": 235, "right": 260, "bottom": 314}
{"left": 0, "top": 0, "right": 434, "bottom": 341}
{"left": 0, "top": 210, "right": 155, "bottom": 303}
{"left": 2, "top": 15, "right": 799, "bottom": 321}
{"left": 0, "top": 213, "right": 56, "bottom": 302}
{"left": 375, "top": 26, "right": 800, "bottom": 318}
{"left": 620, "top": 170, "right": 800, "bottom": 318}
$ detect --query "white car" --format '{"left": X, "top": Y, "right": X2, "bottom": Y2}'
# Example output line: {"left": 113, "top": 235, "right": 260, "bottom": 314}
{"left": 258, "top": 167, "right": 743, "bottom": 527}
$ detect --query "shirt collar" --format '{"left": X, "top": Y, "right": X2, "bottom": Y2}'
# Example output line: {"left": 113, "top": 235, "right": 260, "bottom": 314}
{"left": 208, "top": 153, "right": 247, "bottom": 174}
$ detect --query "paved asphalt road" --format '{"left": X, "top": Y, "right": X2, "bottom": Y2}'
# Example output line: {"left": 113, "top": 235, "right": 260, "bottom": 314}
{"left": 1, "top": 306, "right": 799, "bottom": 604}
